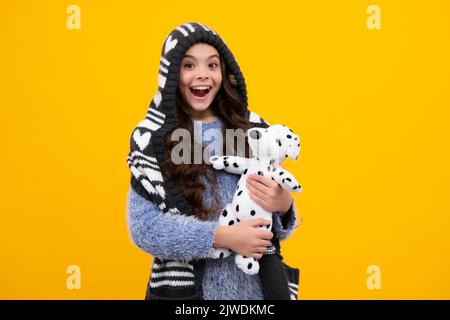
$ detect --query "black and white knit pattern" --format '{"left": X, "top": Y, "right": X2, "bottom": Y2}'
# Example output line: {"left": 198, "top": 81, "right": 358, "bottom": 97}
{"left": 289, "top": 281, "right": 299, "bottom": 300}
{"left": 287, "top": 266, "right": 300, "bottom": 300}
{"left": 127, "top": 106, "right": 169, "bottom": 211}
{"left": 150, "top": 260, "right": 195, "bottom": 288}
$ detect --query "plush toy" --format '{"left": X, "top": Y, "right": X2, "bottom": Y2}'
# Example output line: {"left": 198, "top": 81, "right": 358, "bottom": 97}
{"left": 207, "top": 124, "right": 302, "bottom": 275}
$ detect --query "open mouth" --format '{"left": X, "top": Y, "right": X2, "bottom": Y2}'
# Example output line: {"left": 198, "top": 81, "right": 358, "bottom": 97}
{"left": 189, "top": 86, "right": 211, "bottom": 98}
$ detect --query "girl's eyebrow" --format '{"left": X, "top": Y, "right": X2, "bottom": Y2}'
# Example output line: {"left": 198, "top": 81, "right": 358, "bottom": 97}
{"left": 183, "top": 54, "right": 220, "bottom": 60}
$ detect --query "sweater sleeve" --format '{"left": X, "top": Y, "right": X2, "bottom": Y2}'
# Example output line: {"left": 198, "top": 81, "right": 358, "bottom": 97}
{"left": 126, "top": 187, "right": 219, "bottom": 261}
{"left": 272, "top": 200, "right": 298, "bottom": 241}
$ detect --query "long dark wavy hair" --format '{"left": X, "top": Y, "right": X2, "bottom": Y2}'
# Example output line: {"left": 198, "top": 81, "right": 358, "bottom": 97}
{"left": 163, "top": 54, "right": 252, "bottom": 220}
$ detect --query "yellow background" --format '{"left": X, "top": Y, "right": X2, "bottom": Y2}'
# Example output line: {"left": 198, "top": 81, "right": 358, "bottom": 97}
{"left": 1, "top": 0, "right": 449, "bottom": 299}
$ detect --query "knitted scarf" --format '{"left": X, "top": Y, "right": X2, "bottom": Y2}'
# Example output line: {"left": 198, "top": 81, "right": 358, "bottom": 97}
{"left": 127, "top": 22, "right": 297, "bottom": 300}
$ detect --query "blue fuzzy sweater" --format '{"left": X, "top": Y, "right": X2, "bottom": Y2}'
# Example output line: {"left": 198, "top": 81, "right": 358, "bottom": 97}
{"left": 126, "top": 118, "right": 298, "bottom": 300}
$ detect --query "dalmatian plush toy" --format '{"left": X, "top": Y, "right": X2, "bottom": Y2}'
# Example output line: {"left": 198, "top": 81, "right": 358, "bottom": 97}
{"left": 207, "top": 124, "right": 302, "bottom": 275}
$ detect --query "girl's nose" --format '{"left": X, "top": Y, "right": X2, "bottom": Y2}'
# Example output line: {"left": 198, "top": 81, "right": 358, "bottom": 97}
{"left": 196, "top": 65, "right": 210, "bottom": 80}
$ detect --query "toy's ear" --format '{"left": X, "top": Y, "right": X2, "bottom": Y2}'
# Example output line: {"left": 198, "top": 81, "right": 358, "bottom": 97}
{"left": 247, "top": 128, "right": 264, "bottom": 158}
{"left": 247, "top": 128, "right": 263, "bottom": 140}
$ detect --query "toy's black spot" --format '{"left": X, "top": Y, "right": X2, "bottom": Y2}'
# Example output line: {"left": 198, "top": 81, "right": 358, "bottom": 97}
{"left": 237, "top": 190, "right": 243, "bottom": 196}
{"left": 282, "top": 179, "right": 285, "bottom": 183}
{"left": 289, "top": 129, "right": 293, "bottom": 133}
{"left": 250, "top": 210, "right": 256, "bottom": 216}
{"left": 224, "top": 161, "right": 229, "bottom": 167}
{"left": 243, "top": 255, "right": 247, "bottom": 258}
{"left": 294, "top": 137, "right": 298, "bottom": 140}
{"left": 287, "top": 134, "right": 292, "bottom": 139}
{"left": 237, "top": 218, "right": 240, "bottom": 222}
{"left": 243, "top": 168, "right": 248, "bottom": 175}
{"left": 271, "top": 177, "right": 275, "bottom": 181}
{"left": 267, "top": 166, "right": 271, "bottom": 171}
{"left": 236, "top": 204, "right": 239, "bottom": 212}
{"left": 254, "top": 258, "right": 257, "bottom": 261}
{"left": 275, "top": 139, "right": 282, "bottom": 147}
{"left": 233, "top": 163, "right": 239, "bottom": 168}
{"left": 266, "top": 225, "right": 270, "bottom": 229}
{"left": 224, "top": 156, "right": 229, "bottom": 160}
{"left": 285, "top": 154, "right": 288, "bottom": 158}
{"left": 222, "top": 210, "right": 228, "bottom": 217}
{"left": 270, "top": 159, "right": 275, "bottom": 164}
{"left": 228, "top": 220, "right": 234, "bottom": 226}
{"left": 258, "top": 171, "right": 263, "bottom": 176}
{"left": 279, "top": 172, "right": 284, "bottom": 176}
{"left": 298, "top": 143, "right": 300, "bottom": 147}
{"left": 247, "top": 263, "right": 253, "bottom": 270}
{"left": 219, "top": 252, "right": 224, "bottom": 258}
{"left": 286, "top": 178, "right": 292, "bottom": 182}
{"left": 293, "top": 186, "right": 298, "bottom": 190}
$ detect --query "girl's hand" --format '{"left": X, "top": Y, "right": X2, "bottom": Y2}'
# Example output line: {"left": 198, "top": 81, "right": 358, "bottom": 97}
{"left": 223, "top": 218, "right": 274, "bottom": 259}
{"left": 246, "top": 172, "right": 293, "bottom": 215}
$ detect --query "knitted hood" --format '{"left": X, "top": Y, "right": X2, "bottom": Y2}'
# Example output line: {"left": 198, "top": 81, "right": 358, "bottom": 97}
{"left": 127, "top": 22, "right": 268, "bottom": 216}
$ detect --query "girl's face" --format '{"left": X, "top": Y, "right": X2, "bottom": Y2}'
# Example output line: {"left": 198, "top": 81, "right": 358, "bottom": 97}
{"left": 178, "top": 43, "right": 222, "bottom": 120}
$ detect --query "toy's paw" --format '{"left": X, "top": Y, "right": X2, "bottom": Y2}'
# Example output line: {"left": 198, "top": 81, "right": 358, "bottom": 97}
{"left": 207, "top": 248, "right": 232, "bottom": 259}
{"left": 282, "top": 177, "right": 302, "bottom": 193}
{"left": 235, "top": 254, "right": 260, "bottom": 275}
{"left": 209, "top": 156, "right": 226, "bottom": 170}
{"left": 291, "top": 183, "right": 302, "bottom": 193}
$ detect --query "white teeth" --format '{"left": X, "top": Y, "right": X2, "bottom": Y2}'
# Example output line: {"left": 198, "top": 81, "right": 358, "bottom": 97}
{"left": 191, "top": 86, "right": 211, "bottom": 90}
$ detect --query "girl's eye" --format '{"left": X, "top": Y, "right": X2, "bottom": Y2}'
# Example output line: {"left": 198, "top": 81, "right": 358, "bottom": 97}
{"left": 183, "top": 63, "right": 219, "bottom": 69}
